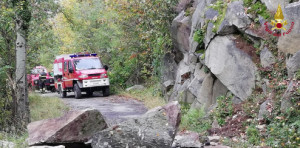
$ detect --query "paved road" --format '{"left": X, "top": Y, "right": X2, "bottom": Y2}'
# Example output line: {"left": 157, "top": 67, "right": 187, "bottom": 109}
{"left": 41, "top": 91, "right": 148, "bottom": 126}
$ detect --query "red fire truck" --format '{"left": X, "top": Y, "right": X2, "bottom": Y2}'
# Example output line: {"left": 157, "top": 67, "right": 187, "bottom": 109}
{"left": 27, "top": 66, "right": 55, "bottom": 92}
{"left": 53, "top": 52, "right": 110, "bottom": 99}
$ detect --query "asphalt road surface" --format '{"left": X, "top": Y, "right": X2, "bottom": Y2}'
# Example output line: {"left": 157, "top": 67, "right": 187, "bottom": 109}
{"left": 41, "top": 91, "right": 148, "bottom": 126}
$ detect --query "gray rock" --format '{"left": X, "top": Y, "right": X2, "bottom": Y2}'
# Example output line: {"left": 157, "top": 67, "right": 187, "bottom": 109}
{"left": 191, "top": 73, "right": 214, "bottom": 110}
{"left": 172, "top": 11, "right": 192, "bottom": 53}
{"left": 177, "top": 79, "right": 196, "bottom": 104}
{"left": 92, "top": 101, "right": 181, "bottom": 148}
{"left": 28, "top": 109, "right": 107, "bottom": 146}
{"left": 286, "top": 51, "right": 300, "bottom": 78}
{"left": 281, "top": 80, "right": 296, "bottom": 112}
{"left": 258, "top": 99, "right": 273, "bottom": 119}
{"left": 212, "top": 79, "right": 228, "bottom": 105}
{"left": 261, "top": 0, "right": 287, "bottom": 12}
{"left": 205, "top": 22, "right": 216, "bottom": 48}
{"left": 218, "top": 1, "right": 251, "bottom": 33}
{"left": 172, "top": 131, "right": 202, "bottom": 147}
{"left": 0, "top": 140, "right": 15, "bottom": 148}
{"left": 126, "top": 85, "right": 145, "bottom": 91}
{"left": 194, "top": 63, "right": 207, "bottom": 80}
{"left": 205, "top": 35, "right": 257, "bottom": 100}
{"left": 163, "top": 80, "right": 175, "bottom": 92}
{"left": 161, "top": 53, "right": 178, "bottom": 83}
{"left": 208, "top": 136, "right": 220, "bottom": 143}
{"left": 189, "top": 0, "right": 208, "bottom": 53}
{"left": 188, "top": 77, "right": 202, "bottom": 96}
{"left": 278, "top": 2, "right": 300, "bottom": 54}
{"left": 260, "top": 47, "right": 275, "bottom": 68}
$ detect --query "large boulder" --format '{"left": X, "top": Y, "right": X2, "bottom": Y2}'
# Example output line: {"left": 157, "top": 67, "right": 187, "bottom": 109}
{"left": 278, "top": 2, "right": 300, "bottom": 54}
{"left": 28, "top": 109, "right": 107, "bottom": 146}
{"left": 218, "top": 1, "right": 251, "bottom": 34}
{"left": 205, "top": 35, "right": 257, "bottom": 100}
{"left": 286, "top": 51, "right": 300, "bottom": 78}
{"left": 92, "top": 101, "right": 181, "bottom": 148}
{"left": 172, "top": 11, "right": 192, "bottom": 54}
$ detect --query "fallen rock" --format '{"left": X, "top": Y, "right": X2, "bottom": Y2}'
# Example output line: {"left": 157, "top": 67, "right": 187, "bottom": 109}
{"left": 0, "top": 140, "right": 15, "bottom": 148}
{"left": 28, "top": 109, "right": 107, "bottom": 146}
{"left": 260, "top": 47, "right": 275, "bottom": 68}
{"left": 172, "top": 131, "right": 202, "bottom": 148}
{"left": 286, "top": 51, "right": 300, "bottom": 78}
{"left": 92, "top": 101, "right": 181, "bottom": 148}
{"left": 205, "top": 35, "right": 257, "bottom": 100}
{"left": 125, "top": 85, "right": 145, "bottom": 91}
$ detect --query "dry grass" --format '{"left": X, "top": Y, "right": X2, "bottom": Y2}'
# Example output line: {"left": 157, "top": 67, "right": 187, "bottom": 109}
{"left": 118, "top": 85, "right": 166, "bottom": 109}
{"left": 29, "top": 93, "right": 69, "bottom": 122}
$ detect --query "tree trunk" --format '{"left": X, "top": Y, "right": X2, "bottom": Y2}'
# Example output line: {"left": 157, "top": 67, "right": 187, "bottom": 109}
{"left": 14, "top": 14, "right": 30, "bottom": 132}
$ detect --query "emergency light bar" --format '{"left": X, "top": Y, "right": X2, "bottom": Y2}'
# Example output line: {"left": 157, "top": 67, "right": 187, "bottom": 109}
{"left": 69, "top": 53, "right": 97, "bottom": 58}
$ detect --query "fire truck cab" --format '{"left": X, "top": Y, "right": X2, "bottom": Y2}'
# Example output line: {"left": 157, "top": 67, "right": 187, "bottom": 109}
{"left": 53, "top": 52, "right": 110, "bottom": 99}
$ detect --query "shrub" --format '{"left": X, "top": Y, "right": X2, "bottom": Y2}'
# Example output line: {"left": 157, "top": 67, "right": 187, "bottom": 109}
{"left": 246, "top": 124, "right": 261, "bottom": 145}
{"left": 212, "top": 95, "right": 233, "bottom": 126}
{"left": 180, "top": 107, "right": 212, "bottom": 134}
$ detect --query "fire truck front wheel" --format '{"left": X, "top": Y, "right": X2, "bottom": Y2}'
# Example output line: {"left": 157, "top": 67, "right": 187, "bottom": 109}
{"left": 74, "top": 84, "right": 82, "bottom": 99}
{"left": 103, "top": 86, "right": 110, "bottom": 97}
{"left": 59, "top": 85, "right": 67, "bottom": 98}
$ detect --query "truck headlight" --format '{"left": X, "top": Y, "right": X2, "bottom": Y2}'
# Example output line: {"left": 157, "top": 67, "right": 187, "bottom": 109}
{"left": 79, "top": 74, "right": 88, "bottom": 78}
{"left": 100, "top": 73, "right": 107, "bottom": 78}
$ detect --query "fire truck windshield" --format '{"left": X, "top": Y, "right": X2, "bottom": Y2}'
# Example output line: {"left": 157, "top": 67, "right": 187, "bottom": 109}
{"left": 73, "top": 58, "right": 103, "bottom": 70}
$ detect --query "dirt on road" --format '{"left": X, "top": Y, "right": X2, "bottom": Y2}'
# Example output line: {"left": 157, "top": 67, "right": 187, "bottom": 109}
{"left": 41, "top": 92, "right": 148, "bottom": 126}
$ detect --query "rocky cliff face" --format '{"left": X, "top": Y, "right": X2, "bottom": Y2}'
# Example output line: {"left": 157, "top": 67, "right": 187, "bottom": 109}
{"left": 162, "top": 0, "right": 300, "bottom": 111}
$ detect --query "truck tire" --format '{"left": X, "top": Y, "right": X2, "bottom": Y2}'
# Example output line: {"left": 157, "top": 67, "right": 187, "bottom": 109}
{"left": 59, "top": 85, "right": 67, "bottom": 98}
{"left": 74, "top": 83, "right": 82, "bottom": 99}
{"left": 103, "top": 86, "right": 110, "bottom": 97}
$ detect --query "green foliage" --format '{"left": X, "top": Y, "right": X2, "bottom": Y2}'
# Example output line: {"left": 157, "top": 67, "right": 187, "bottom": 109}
{"left": 296, "top": 70, "right": 300, "bottom": 80}
{"left": 203, "top": 65, "right": 210, "bottom": 74}
{"left": 180, "top": 101, "right": 191, "bottom": 115}
{"left": 246, "top": 124, "right": 261, "bottom": 145}
{"left": 264, "top": 107, "right": 300, "bottom": 147}
{"left": 210, "top": 0, "right": 228, "bottom": 33}
{"left": 244, "top": 0, "right": 270, "bottom": 20}
{"left": 193, "top": 29, "right": 205, "bottom": 44}
{"left": 29, "top": 93, "right": 69, "bottom": 122}
{"left": 180, "top": 108, "right": 212, "bottom": 134}
{"left": 118, "top": 82, "right": 165, "bottom": 109}
{"left": 212, "top": 95, "right": 234, "bottom": 126}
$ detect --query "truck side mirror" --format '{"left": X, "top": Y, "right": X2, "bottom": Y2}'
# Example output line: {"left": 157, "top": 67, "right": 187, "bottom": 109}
{"left": 104, "top": 65, "right": 108, "bottom": 71}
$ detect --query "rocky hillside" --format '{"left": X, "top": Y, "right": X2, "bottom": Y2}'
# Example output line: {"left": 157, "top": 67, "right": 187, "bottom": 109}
{"left": 162, "top": 0, "right": 299, "bottom": 111}
{"left": 161, "top": 0, "right": 300, "bottom": 146}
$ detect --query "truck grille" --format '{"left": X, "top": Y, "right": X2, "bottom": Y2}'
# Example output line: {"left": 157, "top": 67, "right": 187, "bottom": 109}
{"left": 88, "top": 73, "right": 100, "bottom": 77}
